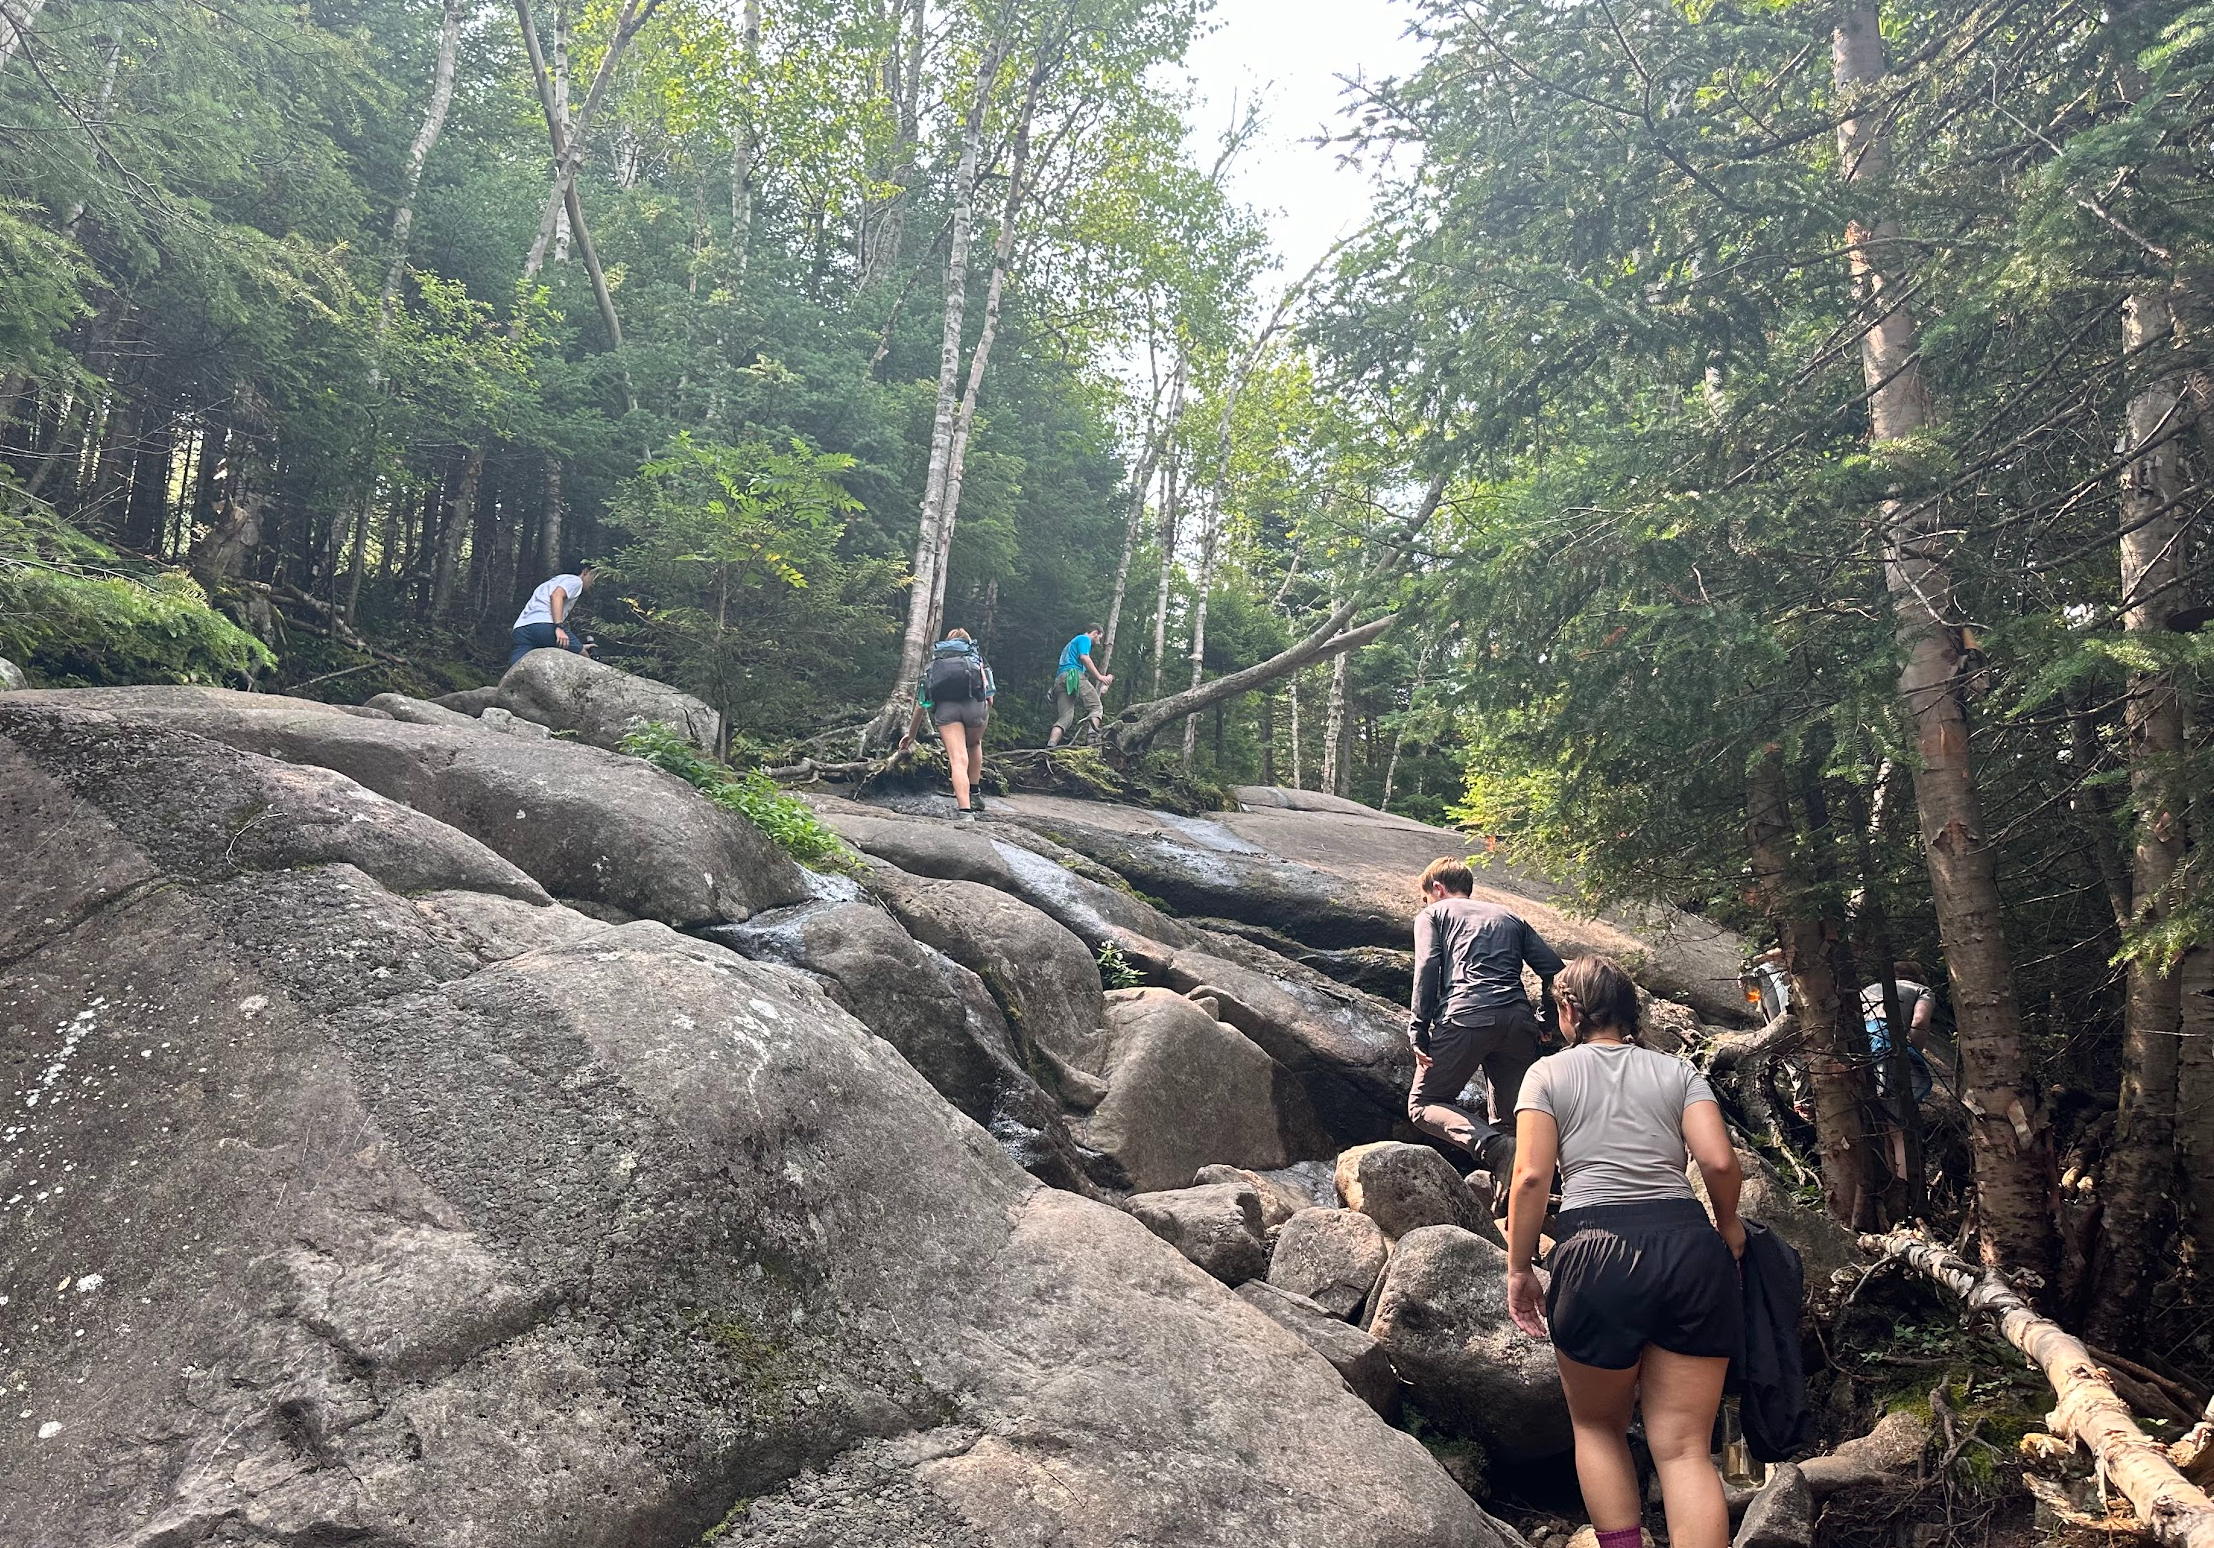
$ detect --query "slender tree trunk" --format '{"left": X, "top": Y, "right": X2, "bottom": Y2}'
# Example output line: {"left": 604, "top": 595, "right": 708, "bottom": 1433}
{"left": 60, "top": 35, "right": 121, "bottom": 236}
{"left": 521, "top": 0, "right": 662, "bottom": 282}
{"left": 432, "top": 445, "right": 486, "bottom": 623}
{"left": 1148, "top": 440, "right": 1182, "bottom": 697}
{"left": 859, "top": 0, "right": 927, "bottom": 289}
{"left": 1748, "top": 747, "right": 1874, "bottom": 1225}
{"left": 865, "top": 16, "right": 1011, "bottom": 749}
{"left": 2087, "top": 284, "right": 2193, "bottom": 1346}
{"left": 1834, "top": 0, "right": 2054, "bottom": 1276}
{"left": 1382, "top": 633, "right": 1438, "bottom": 811}
{"left": 1321, "top": 634, "right": 1349, "bottom": 793}
{"left": 0, "top": 0, "right": 50, "bottom": 75}
{"left": 538, "top": 455, "right": 566, "bottom": 574}
{"left": 1289, "top": 670, "right": 1304, "bottom": 789}
{"left": 925, "top": 29, "right": 1060, "bottom": 643}
{"left": 377, "top": 2, "right": 461, "bottom": 367}
{"left": 552, "top": 3, "right": 573, "bottom": 262}
{"left": 729, "top": 0, "right": 761, "bottom": 267}
{"left": 1103, "top": 356, "right": 1180, "bottom": 672}
{"left": 1180, "top": 479, "right": 1222, "bottom": 765}
{"left": 514, "top": 0, "right": 628, "bottom": 370}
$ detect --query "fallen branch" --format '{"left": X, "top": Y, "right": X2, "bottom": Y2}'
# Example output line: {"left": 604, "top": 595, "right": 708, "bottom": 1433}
{"left": 1704, "top": 1009, "right": 1801, "bottom": 1076}
{"left": 1865, "top": 1227, "right": 2214, "bottom": 1548}
{"left": 762, "top": 757, "right": 873, "bottom": 783}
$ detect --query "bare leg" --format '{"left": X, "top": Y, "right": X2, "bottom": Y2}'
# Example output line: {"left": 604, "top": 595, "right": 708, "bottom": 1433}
{"left": 965, "top": 720, "right": 987, "bottom": 801}
{"left": 1639, "top": 1347, "right": 1731, "bottom": 1548}
{"left": 943, "top": 722, "right": 974, "bottom": 810}
{"left": 1557, "top": 1353, "right": 1643, "bottom": 1534}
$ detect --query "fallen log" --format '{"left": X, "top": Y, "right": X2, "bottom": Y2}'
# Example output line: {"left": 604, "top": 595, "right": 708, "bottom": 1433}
{"left": 1864, "top": 1227, "right": 2214, "bottom": 1548}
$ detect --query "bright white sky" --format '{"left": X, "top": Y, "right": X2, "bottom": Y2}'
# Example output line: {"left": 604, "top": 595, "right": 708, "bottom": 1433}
{"left": 1177, "top": 0, "right": 1430, "bottom": 286}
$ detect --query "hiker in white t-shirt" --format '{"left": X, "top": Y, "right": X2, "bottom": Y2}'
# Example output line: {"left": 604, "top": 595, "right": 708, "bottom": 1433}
{"left": 510, "top": 564, "right": 597, "bottom": 666}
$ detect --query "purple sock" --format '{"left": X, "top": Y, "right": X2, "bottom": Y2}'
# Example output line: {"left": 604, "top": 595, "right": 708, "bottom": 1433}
{"left": 1595, "top": 1529, "right": 1643, "bottom": 1548}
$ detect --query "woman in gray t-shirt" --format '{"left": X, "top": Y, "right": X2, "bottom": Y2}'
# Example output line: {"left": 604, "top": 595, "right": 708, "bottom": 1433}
{"left": 1504, "top": 956, "right": 1746, "bottom": 1548}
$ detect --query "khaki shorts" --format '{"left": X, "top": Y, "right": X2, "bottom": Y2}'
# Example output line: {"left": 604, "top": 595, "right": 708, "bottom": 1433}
{"left": 932, "top": 698, "right": 989, "bottom": 730}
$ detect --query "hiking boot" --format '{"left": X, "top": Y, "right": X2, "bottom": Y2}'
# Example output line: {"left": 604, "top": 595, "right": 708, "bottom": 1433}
{"left": 954, "top": 806, "right": 977, "bottom": 824}
{"left": 1477, "top": 1134, "right": 1517, "bottom": 1189}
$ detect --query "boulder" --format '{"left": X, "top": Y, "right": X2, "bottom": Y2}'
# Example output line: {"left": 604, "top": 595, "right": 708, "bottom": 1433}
{"left": 432, "top": 683, "right": 502, "bottom": 715}
{"left": 1125, "top": 1183, "right": 1269, "bottom": 1284}
{"left": 1137, "top": 926, "right": 1416, "bottom": 1145}
{"left": 1734, "top": 1462, "right": 1813, "bottom": 1548}
{"left": 0, "top": 686, "right": 808, "bottom": 928}
{"left": 1268, "top": 1207, "right": 1391, "bottom": 1319}
{"left": 866, "top": 862, "right": 1110, "bottom": 1081}
{"left": 365, "top": 691, "right": 482, "bottom": 729}
{"left": 1337, "top": 1141, "right": 1502, "bottom": 1246}
{"left": 0, "top": 656, "right": 26, "bottom": 690}
{"left": 1079, "top": 988, "right": 1318, "bottom": 1192}
{"left": 703, "top": 894, "right": 1120, "bottom": 1196}
{"left": 1367, "top": 1225, "right": 1573, "bottom": 1464}
{"left": 493, "top": 647, "right": 721, "bottom": 753}
{"left": 1566, "top": 1530, "right": 1654, "bottom": 1548}
{"left": 1689, "top": 1147, "right": 1859, "bottom": 1286}
{"left": 1236, "top": 1280, "right": 1401, "bottom": 1417}
{"left": 1193, "top": 1164, "right": 1313, "bottom": 1230}
{"left": 0, "top": 708, "right": 1519, "bottom": 1548}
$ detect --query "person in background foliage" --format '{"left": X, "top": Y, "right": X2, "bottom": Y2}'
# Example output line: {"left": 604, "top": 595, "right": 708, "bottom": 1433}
{"left": 1404, "top": 856, "right": 1564, "bottom": 1191}
{"left": 899, "top": 627, "right": 996, "bottom": 822}
{"left": 1506, "top": 955, "right": 1745, "bottom": 1548}
{"left": 510, "top": 563, "right": 596, "bottom": 667}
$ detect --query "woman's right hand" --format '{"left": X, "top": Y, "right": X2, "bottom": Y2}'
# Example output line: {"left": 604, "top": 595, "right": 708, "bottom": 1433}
{"left": 1506, "top": 1265, "right": 1548, "bottom": 1338}
{"left": 1719, "top": 1217, "right": 1747, "bottom": 1259}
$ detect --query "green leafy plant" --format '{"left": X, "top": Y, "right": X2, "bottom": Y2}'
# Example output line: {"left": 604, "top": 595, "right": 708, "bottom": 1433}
{"left": 617, "top": 720, "right": 854, "bottom": 871}
{"left": 1096, "top": 942, "right": 1144, "bottom": 990}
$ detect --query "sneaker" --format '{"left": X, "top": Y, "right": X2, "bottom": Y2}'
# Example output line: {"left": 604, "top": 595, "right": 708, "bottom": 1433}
{"left": 970, "top": 795, "right": 990, "bottom": 819}
{"left": 954, "top": 806, "right": 977, "bottom": 824}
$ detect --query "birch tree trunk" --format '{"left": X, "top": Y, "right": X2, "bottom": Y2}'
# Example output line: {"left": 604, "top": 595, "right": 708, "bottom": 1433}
{"left": 924, "top": 29, "right": 1062, "bottom": 642}
{"left": 1180, "top": 480, "right": 1223, "bottom": 765}
{"left": 2087, "top": 283, "right": 2192, "bottom": 1345}
{"left": 1320, "top": 637, "right": 1349, "bottom": 793}
{"left": 1748, "top": 746, "right": 1874, "bottom": 1225}
{"left": 1381, "top": 633, "right": 1437, "bottom": 811}
{"left": 521, "top": 0, "right": 663, "bottom": 283}
{"left": 0, "top": 0, "right": 48, "bottom": 76}
{"left": 860, "top": 0, "right": 929, "bottom": 289}
{"left": 1834, "top": 0, "right": 2054, "bottom": 1276}
{"left": 1289, "top": 669, "right": 1304, "bottom": 790}
{"left": 552, "top": 4, "right": 573, "bottom": 262}
{"left": 373, "top": 0, "right": 464, "bottom": 382}
{"left": 864, "top": 17, "right": 1012, "bottom": 748}
{"left": 1148, "top": 440, "right": 1182, "bottom": 697}
{"left": 729, "top": 0, "right": 761, "bottom": 266}
{"left": 1102, "top": 355, "right": 1181, "bottom": 672}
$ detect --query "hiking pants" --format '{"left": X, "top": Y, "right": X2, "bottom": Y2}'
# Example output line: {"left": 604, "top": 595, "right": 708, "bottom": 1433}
{"left": 1052, "top": 675, "right": 1103, "bottom": 739}
{"left": 509, "top": 622, "right": 586, "bottom": 667}
{"left": 1407, "top": 1004, "right": 1541, "bottom": 1173}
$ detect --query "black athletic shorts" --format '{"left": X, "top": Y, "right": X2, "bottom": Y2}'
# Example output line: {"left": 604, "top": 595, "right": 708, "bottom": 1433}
{"left": 1543, "top": 1197, "right": 1741, "bottom": 1370}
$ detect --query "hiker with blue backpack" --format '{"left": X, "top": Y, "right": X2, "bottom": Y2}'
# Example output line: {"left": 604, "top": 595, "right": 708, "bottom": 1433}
{"left": 898, "top": 628, "right": 997, "bottom": 822}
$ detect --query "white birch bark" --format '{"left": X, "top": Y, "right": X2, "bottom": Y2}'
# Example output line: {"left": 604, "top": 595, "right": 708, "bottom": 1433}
{"left": 1101, "top": 353, "right": 1179, "bottom": 672}
{"left": 0, "top": 0, "right": 48, "bottom": 76}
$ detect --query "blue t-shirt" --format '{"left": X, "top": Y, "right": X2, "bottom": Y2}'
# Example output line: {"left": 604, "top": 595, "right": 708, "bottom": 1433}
{"left": 1057, "top": 634, "right": 1093, "bottom": 677}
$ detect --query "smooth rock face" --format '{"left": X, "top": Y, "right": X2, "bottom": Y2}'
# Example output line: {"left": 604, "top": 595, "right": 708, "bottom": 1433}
{"left": 0, "top": 656, "right": 26, "bottom": 690}
{"left": 1337, "top": 1141, "right": 1501, "bottom": 1246}
{"left": 365, "top": 691, "right": 481, "bottom": 728}
{"left": 1269, "top": 1207, "right": 1392, "bottom": 1319}
{"left": 0, "top": 686, "right": 808, "bottom": 927}
{"left": 1236, "top": 1280, "right": 1401, "bottom": 1417}
{"left": 704, "top": 896, "right": 1119, "bottom": 1196}
{"left": 496, "top": 646, "right": 721, "bottom": 752}
{"left": 1733, "top": 1462, "right": 1814, "bottom": 1548}
{"left": 1082, "top": 988, "right": 1305, "bottom": 1191}
{"left": 868, "top": 863, "right": 1110, "bottom": 1079}
{"left": 1125, "top": 1183, "right": 1269, "bottom": 1285}
{"left": 1367, "top": 1225, "right": 1573, "bottom": 1464}
{"left": 0, "top": 705, "right": 1515, "bottom": 1548}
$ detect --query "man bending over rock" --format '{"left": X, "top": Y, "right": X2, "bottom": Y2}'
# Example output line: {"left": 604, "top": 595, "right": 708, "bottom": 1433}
{"left": 510, "top": 563, "right": 597, "bottom": 666}
{"left": 1406, "top": 856, "right": 1564, "bottom": 1185}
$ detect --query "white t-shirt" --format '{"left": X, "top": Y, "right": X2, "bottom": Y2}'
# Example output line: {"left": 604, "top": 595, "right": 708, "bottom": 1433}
{"left": 1517, "top": 1042, "right": 1719, "bottom": 1208}
{"left": 514, "top": 574, "right": 584, "bottom": 629}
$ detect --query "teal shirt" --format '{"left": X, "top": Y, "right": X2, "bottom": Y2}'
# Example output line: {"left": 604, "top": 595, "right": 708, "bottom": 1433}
{"left": 1057, "top": 633, "right": 1093, "bottom": 678}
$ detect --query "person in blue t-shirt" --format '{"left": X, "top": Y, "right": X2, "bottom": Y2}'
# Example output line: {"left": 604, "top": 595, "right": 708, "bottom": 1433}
{"left": 1046, "top": 627, "right": 1113, "bottom": 747}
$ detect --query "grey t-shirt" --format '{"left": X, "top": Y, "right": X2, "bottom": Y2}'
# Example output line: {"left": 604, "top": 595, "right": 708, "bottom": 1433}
{"left": 1516, "top": 1042, "right": 1720, "bottom": 1208}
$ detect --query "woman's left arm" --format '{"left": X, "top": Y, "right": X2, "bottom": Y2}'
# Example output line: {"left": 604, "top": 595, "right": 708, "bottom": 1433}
{"left": 1505, "top": 1108, "right": 1559, "bottom": 1337}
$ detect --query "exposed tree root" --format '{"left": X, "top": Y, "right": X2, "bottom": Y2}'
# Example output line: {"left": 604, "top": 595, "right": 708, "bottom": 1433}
{"left": 1864, "top": 1227, "right": 2214, "bottom": 1548}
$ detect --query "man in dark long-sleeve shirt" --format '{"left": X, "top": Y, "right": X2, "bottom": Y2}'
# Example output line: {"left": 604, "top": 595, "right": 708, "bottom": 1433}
{"left": 1406, "top": 856, "right": 1565, "bottom": 1180}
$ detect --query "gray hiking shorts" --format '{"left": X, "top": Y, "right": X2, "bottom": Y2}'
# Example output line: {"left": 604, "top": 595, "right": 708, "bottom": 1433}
{"left": 932, "top": 698, "right": 989, "bottom": 730}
